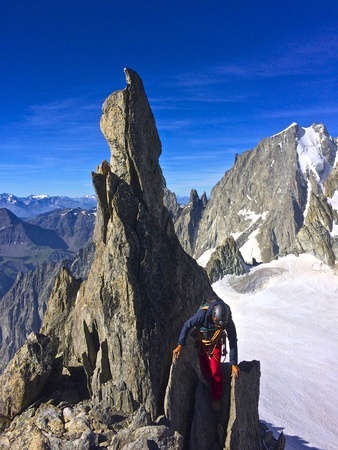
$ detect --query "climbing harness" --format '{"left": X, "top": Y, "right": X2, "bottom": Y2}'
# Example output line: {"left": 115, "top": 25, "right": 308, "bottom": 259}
{"left": 191, "top": 327, "right": 227, "bottom": 360}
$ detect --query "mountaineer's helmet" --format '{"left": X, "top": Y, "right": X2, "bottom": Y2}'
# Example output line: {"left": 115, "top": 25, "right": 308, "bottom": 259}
{"left": 212, "top": 302, "right": 229, "bottom": 328}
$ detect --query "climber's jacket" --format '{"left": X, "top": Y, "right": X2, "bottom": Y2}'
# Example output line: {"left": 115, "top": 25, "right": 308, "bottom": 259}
{"left": 177, "top": 299, "right": 238, "bottom": 365}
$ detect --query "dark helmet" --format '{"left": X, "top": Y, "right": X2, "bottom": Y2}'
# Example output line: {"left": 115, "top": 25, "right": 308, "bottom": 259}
{"left": 212, "top": 302, "right": 229, "bottom": 328}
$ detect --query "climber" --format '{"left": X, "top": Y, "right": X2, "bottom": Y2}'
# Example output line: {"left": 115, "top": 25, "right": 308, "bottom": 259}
{"left": 172, "top": 297, "right": 239, "bottom": 411}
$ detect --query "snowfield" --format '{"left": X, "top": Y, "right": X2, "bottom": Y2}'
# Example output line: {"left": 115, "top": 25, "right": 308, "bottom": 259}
{"left": 212, "top": 254, "right": 338, "bottom": 450}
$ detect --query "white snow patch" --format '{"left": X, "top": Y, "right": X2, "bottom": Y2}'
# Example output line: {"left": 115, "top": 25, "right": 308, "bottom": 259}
{"left": 231, "top": 232, "right": 242, "bottom": 240}
{"left": 296, "top": 125, "right": 331, "bottom": 183}
{"left": 327, "top": 190, "right": 338, "bottom": 211}
{"left": 213, "top": 254, "right": 338, "bottom": 450}
{"left": 303, "top": 178, "right": 313, "bottom": 220}
{"left": 31, "top": 194, "right": 49, "bottom": 199}
{"left": 239, "top": 228, "right": 261, "bottom": 263}
{"left": 327, "top": 191, "right": 338, "bottom": 237}
{"left": 197, "top": 248, "right": 216, "bottom": 267}
{"left": 271, "top": 122, "right": 297, "bottom": 138}
{"left": 238, "top": 209, "right": 267, "bottom": 228}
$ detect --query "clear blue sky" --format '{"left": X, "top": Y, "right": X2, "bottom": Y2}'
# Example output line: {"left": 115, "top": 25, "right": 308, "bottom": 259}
{"left": 1, "top": 0, "right": 337, "bottom": 198}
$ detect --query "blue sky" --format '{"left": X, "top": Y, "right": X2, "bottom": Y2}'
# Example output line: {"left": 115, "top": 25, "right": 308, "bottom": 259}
{"left": 1, "top": 0, "right": 338, "bottom": 198}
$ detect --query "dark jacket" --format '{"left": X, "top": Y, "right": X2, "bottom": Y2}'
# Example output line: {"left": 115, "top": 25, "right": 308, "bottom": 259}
{"left": 177, "top": 300, "right": 238, "bottom": 365}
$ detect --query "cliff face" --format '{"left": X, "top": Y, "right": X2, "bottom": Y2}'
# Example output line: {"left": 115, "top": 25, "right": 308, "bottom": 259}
{"left": 175, "top": 123, "right": 338, "bottom": 274}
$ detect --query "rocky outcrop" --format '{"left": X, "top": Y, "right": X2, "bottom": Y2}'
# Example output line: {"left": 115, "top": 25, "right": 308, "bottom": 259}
{"left": 163, "top": 187, "right": 182, "bottom": 221}
{"left": 193, "top": 124, "right": 309, "bottom": 263}
{"left": 42, "top": 68, "right": 215, "bottom": 421}
{"left": 325, "top": 164, "right": 338, "bottom": 198}
{"left": 0, "top": 333, "right": 58, "bottom": 419}
{"left": 224, "top": 361, "right": 261, "bottom": 449}
{"left": 0, "top": 349, "right": 278, "bottom": 449}
{"left": 174, "top": 189, "right": 207, "bottom": 256}
{"left": 295, "top": 192, "right": 336, "bottom": 266}
{"left": 204, "top": 237, "right": 247, "bottom": 283}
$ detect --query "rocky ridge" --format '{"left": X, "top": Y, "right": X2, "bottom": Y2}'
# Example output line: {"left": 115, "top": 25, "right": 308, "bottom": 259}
{"left": 0, "top": 69, "right": 284, "bottom": 449}
{"left": 174, "top": 123, "right": 338, "bottom": 279}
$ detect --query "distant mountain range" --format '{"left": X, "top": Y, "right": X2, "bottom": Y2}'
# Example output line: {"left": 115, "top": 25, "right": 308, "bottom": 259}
{"left": 0, "top": 206, "right": 96, "bottom": 299}
{"left": 0, "top": 193, "right": 97, "bottom": 218}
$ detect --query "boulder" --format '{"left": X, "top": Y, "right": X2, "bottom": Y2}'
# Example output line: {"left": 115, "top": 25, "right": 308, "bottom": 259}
{"left": 224, "top": 361, "right": 261, "bottom": 450}
{"left": 0, "top": 333, "right": 58, "bottom": 419}
{"left": 205, "top": 237, "right": 247, "bottom": 283}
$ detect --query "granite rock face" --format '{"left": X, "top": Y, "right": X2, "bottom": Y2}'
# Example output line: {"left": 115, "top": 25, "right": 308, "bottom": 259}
{"left": 204, "top": 237, "right": 247, "bottom": 283}
{"left": 0, "top": 333, "right": 58, "bottom": 419}
{"left": 42, "top": 68, "right": 214, "bottom": 420}
{"left": 175, "top": 123, "right": 338, "bottom": 273}
{"left": 174, "top": 189, "right": 207, "bottom": 257}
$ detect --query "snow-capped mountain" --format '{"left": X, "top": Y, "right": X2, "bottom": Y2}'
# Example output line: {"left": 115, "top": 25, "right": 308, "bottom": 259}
{"left": 174, "top": 123, "right": 338, "bottom": 273}
{"left": 0, "top": 193, "right": 97, "bottom": 218}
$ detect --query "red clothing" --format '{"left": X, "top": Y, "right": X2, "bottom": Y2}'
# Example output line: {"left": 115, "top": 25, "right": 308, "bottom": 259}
{"left": 198, "top": 341, "right": 222, "bottom": 400}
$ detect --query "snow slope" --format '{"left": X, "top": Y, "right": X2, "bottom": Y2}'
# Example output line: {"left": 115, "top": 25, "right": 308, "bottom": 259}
{"left": 212, "top": 254, "right": 338, "bottom": 450}
{"left": 296, "top": 125, "right": 332, "bottom": 183}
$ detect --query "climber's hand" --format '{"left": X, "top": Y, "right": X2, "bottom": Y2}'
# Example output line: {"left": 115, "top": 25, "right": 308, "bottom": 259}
{"left": 231, "top": 364, "right": 240, "bottom": 378}
{"left": 172, "top": 344, "right": 182, "bottom": 360}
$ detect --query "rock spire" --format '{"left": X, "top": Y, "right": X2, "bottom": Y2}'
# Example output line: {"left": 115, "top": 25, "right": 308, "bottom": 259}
{"left": 41, "top": 68, "right": 214, "bottom": 420}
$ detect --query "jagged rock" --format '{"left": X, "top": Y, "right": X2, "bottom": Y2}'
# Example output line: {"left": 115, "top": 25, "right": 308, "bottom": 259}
{"left": 34, "top": 403, "right": 65, "bottom": 437}
{"left": 324, "top": 164, "right": 338, "bottom": 198}
{"left": 40, "top": 267, "right": 82, "bottom": 348}
{"left": 164, "top": 338, "right": 199, "bottom": 444}
{"left": 224, "top": 361, "right": 261, "bottom": 450}
{"left": 296, "top": 192, "right": 336, "bottom": 266}
{"left": 174, "top": 189, "right": 207, "bottom": 256}
{"left": 112, "top": 425, "right": 184, "bottom": 449}
{"left": 166, "top": 359, "right": 264, "bottom": 450}
{"left": 0, "top": 333, "right": 58, "bottom": 419}
{"left": 0, "top": 261, "right": 65, "bottom": 375}
{"left": 174, "top": 123, "right": 338, "bottom": 272}
{"left": 69, "top": 242, "right": 95, "bottom": 280}
{"left": 163, "top": 187, "right": 181, "bottom": 221}
{"left": 42, "top": 68, "right": 215, "bottom": 421}
{"left": 100, "top": 68, "right": 164, "bottom": 223}
{"left": 204, "top": 237, "right": 247, "bottom": 283}
{"left": 108, "top": 421, "right": 184, "bottom": 450}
